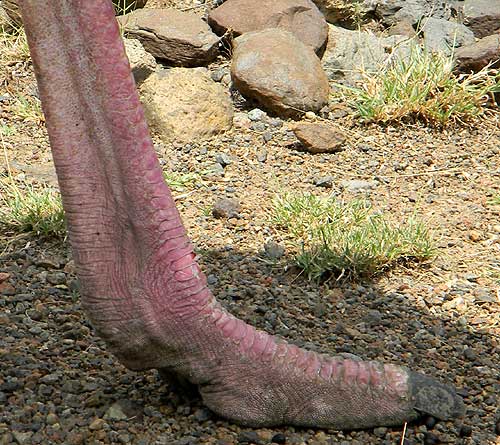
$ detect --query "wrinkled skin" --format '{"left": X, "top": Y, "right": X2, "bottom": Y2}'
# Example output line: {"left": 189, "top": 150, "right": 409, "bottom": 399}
{"left": 19, "top": 0, "right": 465, "bottom": 430}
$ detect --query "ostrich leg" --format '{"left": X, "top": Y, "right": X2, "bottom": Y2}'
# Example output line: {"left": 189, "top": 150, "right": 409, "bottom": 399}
{"left": 19, "top": 0, "right": 464, "bottom": 429}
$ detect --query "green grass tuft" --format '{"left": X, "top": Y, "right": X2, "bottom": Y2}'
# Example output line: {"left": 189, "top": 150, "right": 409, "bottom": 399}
{"left": 272, "top": 193, "right": 435, "bottom": 280}
{"left": 0, "top": 178, "right": 66, "bottom": 238}
{"left": 335, "top": 45, "right": 500, "bottom": 126}
{"left": 163, "top": 170, "right": 198, "bottom": 192}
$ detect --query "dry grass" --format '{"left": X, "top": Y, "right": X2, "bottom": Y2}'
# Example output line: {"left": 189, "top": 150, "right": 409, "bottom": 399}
{"left": 335, "top": 45, "right": 500, "bottom": 126}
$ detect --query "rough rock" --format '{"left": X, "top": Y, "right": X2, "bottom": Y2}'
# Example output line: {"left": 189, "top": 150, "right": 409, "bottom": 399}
{"left": 374, "top": 0, "right": 426, "bottom": 26}
{"left": 464, "top": 0, "right": 500, "bottom": 38}
{"left": 341, "top": 179, "right": 378, "bottom": 192}
{"left": 212, "top": 198, "right": 241, "bottom": 219}
{"left": 421, "top": 17, "right": 475, "bottom": 56}
{"left": 388, "top": 20, "right": 417, "bottom": 38}
{"left": 293, "top": 122, "right": 346, "bottom": 153}
{"left": 123, "top": 38, "right": 157, "bottom": 85}
{"left": 140, "top": 68, "right": 233, "bottom": 143}
{"left": 454, "top": 34, "right": 500, "bottom": 73}
{"left": 310, "top": 0, "right": 376, "bottom": 24}
{"left": 231, "top": 29, "right": 329, "bottom": 116}
{"left": 119, "top": 9, "right": 219, "bottom": 66}
{"left": 322, "top": 24, "right": 415, "bottom": 84}
{"left": 208, "top": 0, "right": 328, "bottom": 54}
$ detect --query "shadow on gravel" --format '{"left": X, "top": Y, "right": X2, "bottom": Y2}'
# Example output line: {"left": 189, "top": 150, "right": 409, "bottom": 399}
{"left": 0, "top": 239, "right": 498, "bottom": 444}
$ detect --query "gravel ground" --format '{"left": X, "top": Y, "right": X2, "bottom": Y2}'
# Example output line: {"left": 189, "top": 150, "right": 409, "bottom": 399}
{"left": 1, "top": 3, "right": 500, "bottom": 444}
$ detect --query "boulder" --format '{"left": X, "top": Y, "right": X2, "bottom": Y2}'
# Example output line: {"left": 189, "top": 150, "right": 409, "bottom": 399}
{"left": 119, "top": 9, "right": 219, "bottom": 66}
{"left": 140, "top": 68, "right": 233, "bottom": 143}
{"left": 374, "top": 0, "right": 426, "bottom": 26}
{"left": 421, "top": 18, "right": 475, "bottom": 56}
{"left": 322, "top": 24, "right": 415, "bottom": 84}
{"left": 454, "top": 34, "right": 500, "bottom": 73}
{"left": 310, "top": 0, "right": 375, "bottom": 24}
{"left": 208, "top": 0, "right": 328, "bottom": 55}
{"left": 231, "top": 29, "right": 329, "bottom": 116}
{"left": 464, "top": 0, "right": 500, "bottom": 38}
{"left": 123, "top": 38, "right": 157, "bottom": 85}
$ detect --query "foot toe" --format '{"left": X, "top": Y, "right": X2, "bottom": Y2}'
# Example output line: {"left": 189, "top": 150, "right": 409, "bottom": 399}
{"left": 409, "top": 371, "right": 465, "bottom": 420}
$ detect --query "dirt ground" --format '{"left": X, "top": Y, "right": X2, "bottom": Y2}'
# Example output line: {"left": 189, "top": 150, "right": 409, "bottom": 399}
{"left": 1, "top": 3, "right": 499, "bottom": 445}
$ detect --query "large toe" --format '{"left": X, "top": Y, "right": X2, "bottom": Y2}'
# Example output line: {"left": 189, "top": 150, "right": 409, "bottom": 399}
{"left": 409, "top": 371, "right": 465, "bottom": 420}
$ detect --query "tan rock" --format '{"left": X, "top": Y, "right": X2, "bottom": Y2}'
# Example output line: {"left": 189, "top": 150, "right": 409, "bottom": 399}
{"left": 231, "top": 29, "right": 329, "bottom": 116}
{"left": 293, "top": 122, "right": 346, "bottom": 153}
{"left": 123, "top": 38, "right": 157, "bottom": 85}
{"left": 140, "top": 68, "right": 233, "bottom": 143}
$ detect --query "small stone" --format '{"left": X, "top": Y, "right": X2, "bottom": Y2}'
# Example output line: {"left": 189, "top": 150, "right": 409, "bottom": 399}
{"left": 459, "top": 425, "right": 472, "bottom": 437}
{"left": 215, "top": 152, "right": 232, "bottom": 167}
{"left": 495, "top": 419, "right": 500, "bottom": 435}
{"left": 105, "top": 402, "right": 128, "bottom": 421}
{"left": 0, "top": 272, "right": 11, "bottom": 282}
{"left": 463, "top": 347, "right": 477, "bottom": 361}
{"left": 264, "top": 241, "right": 285, "bottom": 260}
{"left": 12, "top": 432, "right": 33, "bottom": 445}
{"left": 193, "top": 408, "right": 212, "bottom": 422}
{"left": 46, "top": 413, "right": 58, "bottom": 425}
{"left": 256, "top": 150, "right": 268, "bottom": 162}
{"left": 293, "top": 122, "right": 346, "bottom": 154}
{"left": 238, "top": 430, "right": 261, "bottom": 444}
{"left": 341, "top": 179, "right": 377, "bottom": 193}
{"left": 262, "top": 131, "right": 273, "bottom": 142}
{"left": 248, "top": 108, "right": 266, "bottom": 121}
{"left": 46, "top": 272, "right": 66, "bottom": 285}
{"left": 423, "top": 432, "right": 440, "bottom": 445}
{"left": 271, "top": 433, "right": 286, "bottom": 444}
{"left": 212, "top": 198, "right": 241, "bottom": 219}
{"left": 468, "top": 230, "right": 482, "bottom": 242}
{"left": 88, "top": 418, "right": 105, "bottom": 431}
{"left": 424, "top": 415, "right": 437, "bottom": 429}
{"left": 304, "top": 111, "right": 316, "bottom": 120}
{"left": 314, "top": 175, "right": 334, "bottom": 188}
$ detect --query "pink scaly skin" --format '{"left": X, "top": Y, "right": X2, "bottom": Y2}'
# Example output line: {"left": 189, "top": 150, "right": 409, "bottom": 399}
{"left": 19, "top": 0, "right": 464, "bottom": 429}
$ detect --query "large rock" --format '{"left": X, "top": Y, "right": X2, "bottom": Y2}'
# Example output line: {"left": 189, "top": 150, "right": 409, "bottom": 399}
{"left": 421, "top": 18, "right": 475, "bottom": 56}
{"left": 123, "top": 38, "right": 157, "bottom": 85}
{"left": 231, "top": 29, "right": 329, "bottom": 116}
{"left": 322, "top": 24, "right": 414, "bottom": 85}
{"left": 119, "top": 9, "right": 219, "bottom": 66}
{"left": 454, "top": 34, "right": 500, "bottom": 73}
{"left": 208, "top": 0, "right": 328, "bottom": 54}
{"left": 464, "top": 0, "right": 500, "bottom": 38}
{"left": 374, "top": 0, "right": 426, "bottom": 26}
{"left": 140, "top": 68, "right": 233, "bottom": 143}
{"left": 311, "top": 0, "right": 375, "bottom": 24}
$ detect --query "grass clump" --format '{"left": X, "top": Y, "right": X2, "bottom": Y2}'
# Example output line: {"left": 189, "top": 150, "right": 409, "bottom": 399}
{"left": 336, "top": 45, "right": 500, "bottom": 125}
{"left": 272, "top": 193, "right": 435, "bottom": 280}
{"left": 163, "top": 170, "right": 198, "bottom": 192}
{"left": 0, "top": 178, "right": 66, "bottom": 238}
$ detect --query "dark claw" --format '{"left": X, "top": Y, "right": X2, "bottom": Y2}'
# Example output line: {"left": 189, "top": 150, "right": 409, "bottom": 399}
{"left": 409, "top": 371, "right": 465, "bottom": 420}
